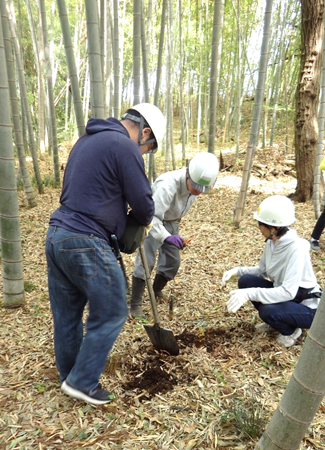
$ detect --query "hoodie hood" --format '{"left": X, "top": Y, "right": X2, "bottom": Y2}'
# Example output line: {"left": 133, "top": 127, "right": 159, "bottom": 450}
{"left": 86, "top": 117, "right": 129, "bottom": 137}
{"left": 267, "top": 228, "right": 311, "bottom": 283}
{"left": 274, "top": 228, "right": 301, "bottom": 251}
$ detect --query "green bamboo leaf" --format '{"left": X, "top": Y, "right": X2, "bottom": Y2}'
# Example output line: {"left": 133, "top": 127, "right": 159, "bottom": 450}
{"left": 9, "top": 434, "right": 27, "bottom": 448}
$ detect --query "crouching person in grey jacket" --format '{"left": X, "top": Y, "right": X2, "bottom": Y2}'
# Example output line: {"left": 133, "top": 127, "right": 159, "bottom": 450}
{"left": 222, "top": 195, "right": 322, "bottom": 348}
{"left": 131, "top": 152, "right": 219, "bottom": 318}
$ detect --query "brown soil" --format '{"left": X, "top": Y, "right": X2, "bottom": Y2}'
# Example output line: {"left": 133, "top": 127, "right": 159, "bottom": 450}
{"left": 122, "top": 324, "right": 258, "bottom": 400}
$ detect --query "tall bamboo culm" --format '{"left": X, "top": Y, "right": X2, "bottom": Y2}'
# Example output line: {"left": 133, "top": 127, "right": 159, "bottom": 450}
{"left": 0, "top": 8, "right": 25, "bottom": 308}
{"left": 255, "top": 290, "right": 325, "bottom": 449}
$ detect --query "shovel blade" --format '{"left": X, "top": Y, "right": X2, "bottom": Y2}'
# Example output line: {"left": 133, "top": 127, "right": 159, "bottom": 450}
{"left": 144, "top": 324, "right": 179, "bottom": 356}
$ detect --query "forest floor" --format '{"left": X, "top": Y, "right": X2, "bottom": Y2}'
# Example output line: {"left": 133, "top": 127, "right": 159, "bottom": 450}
{"left": 1, "top": 143, "right": 325, "bottom": 450}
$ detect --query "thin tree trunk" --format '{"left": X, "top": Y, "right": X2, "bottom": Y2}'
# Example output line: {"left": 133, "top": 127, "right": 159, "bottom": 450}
{"left": 185, "top": 0, "right": 191, "bottom": 144}
{"left": 133, "top": 0, "right": 141, "bottom": 104}
{"left": 83, "top": 60, "right": 90, "bottom": 121}
{"left": 39, "top": 0, "right": 60, "bottom": 186}
{"left": 269, "top": 2, "right": 287, "bottom": 147}
{"left": 106, "top": 0, "right": 113, "bottom": 115}
{"left": 85, "top": 0, "right": 105, "bottom": 118}
{"left": 0, "top": 9, "right": 25, "bottom": 307}
{"left": 288, "top": 61, "right": 300, "bottom": 106}
{"left": 149, "top": 0, "right": 167, "bottom": 183}
{"left": 146, "top": 0, "right": 152, "bottom": 67}
{"left": 25, "top": 0, "right": 45, "bottom": 158}
{"left": 39, "top": 5, "right": 51, "bottom": 156}
{"left": 233, "top": 143, "right": 253, "bottom": 224}
{"left": 203, "top": 3, "right": 209, "bottom": 142}
{"left": 7, "top": 0, "right": 44, "bottom": 194}
{"left": 165, "top": 2, "right": 171, "bottom": 172}
{"left": 235, "top": 0, "right": 241, "bottom": 157}
{"left": 153, "top": 0, "right": 167, "bottom": 106}
{"left": 0, "top": 3, "right": 36, "bottom": 208}
{"left": 100, "top": 0, "right": 106, "bottom": 112}
{"left": 262, "top": 80, "right": 269, "bottom": 149}
{"left": 141, "top": 0, "right": 149, "bottom": 103}
{"left": 179, "top": 0, "right": 186, "bottom": 164}
{"left": 119, "top": 1, "right": 125, "bottom": 109}
{"left": 165, "top": 102, "right": 170, "bottom": 172}
{"left": 222, "top": 53, "right": 232, "bottom": 144}
{"left": 284, "top": 56, "right": 289, "bottom": 152}
{"left": 64, "top": 76, "right": 69, "bottom": 133}
{"left": 233, "top": 0, "right": 273, "bottom": 227}
{"left": 167, "top": 0, "right": 175, "bottom": 170}
{"left": 37, "top": 12, "right": 46, "bottom": 159}
{"left": 208, "top": 0, "right": 224, "bottom": 154}
{"left": 57, "top": 0, "right": 85, "bottom": 136}
{"left": 113, "top": 0, "right": 119, "bottom": 118}
{"left": 196, "top": 0, "right": 203, "bottom": 147}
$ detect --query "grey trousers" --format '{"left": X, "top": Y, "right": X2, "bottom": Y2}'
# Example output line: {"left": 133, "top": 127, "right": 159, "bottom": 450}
{"left": 132, "top": 221, "right": 181, "bottom": 281}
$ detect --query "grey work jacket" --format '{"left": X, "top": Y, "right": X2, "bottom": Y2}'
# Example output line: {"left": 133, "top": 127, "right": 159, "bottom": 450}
{"left": 149, "top": 168, "right": 196, "bottom": 243}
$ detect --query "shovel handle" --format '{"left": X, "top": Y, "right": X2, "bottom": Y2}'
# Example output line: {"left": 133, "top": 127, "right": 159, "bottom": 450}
{"left": 169, "top": 297, "right": 174, "bottom": 320}
{"left": 139, "top": 243, "right": 161, "bottom": 328}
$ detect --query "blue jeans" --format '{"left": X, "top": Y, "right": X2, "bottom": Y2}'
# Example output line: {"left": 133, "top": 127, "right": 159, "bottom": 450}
{"left": 45, "top": 226, "right": 127, "bottom": 392}
{"left": 238, "top": 274, "right": 316, "bottom": 335}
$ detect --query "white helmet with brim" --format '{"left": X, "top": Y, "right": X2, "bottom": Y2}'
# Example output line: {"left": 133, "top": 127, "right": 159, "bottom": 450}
{"left": 121, "top": 103, "right": 166, "bottom": 153}
{"left": 188, "top": 152, "right": 219, "bottom": 194}
{"left": 254, "top": 195, "right": 295, "bottom": 227}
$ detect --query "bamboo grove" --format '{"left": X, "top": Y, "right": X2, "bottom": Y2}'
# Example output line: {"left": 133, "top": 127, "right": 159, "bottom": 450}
{"left": 4, "top": 0, "right": 302, "bottom": 157}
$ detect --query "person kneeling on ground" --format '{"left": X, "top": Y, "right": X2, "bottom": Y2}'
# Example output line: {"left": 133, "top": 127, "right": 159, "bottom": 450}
{"left": 130, "top": 152, "right": 219, "bottom": 318}
{"left": 222, "top": 195, "right": 322, "bottom": 348}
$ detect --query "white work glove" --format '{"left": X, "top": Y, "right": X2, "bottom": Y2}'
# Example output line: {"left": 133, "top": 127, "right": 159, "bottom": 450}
{"left": 227, "top": 289, "right": 251, "bottom": 313}
{"left": 221, "top": 267, "right": 240, "bottom": 287}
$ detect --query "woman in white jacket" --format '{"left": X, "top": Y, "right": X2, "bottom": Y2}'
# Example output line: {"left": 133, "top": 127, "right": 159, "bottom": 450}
{"left": 222, "top": 195, "right": 322, "bottom": 348}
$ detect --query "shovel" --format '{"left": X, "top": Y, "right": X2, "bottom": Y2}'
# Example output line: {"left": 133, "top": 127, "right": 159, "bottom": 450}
{"left": 139, "top": 242, "right": 179, "bottom": 356}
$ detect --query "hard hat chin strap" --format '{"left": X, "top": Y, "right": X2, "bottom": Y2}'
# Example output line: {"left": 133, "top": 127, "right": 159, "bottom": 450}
{"left": 137, "top": 116, "right": 146, "bottom": 146}
{"left": 124, "top": 114, "right": 150, "bottom": 146}
{"left": 264, "top": 225, "right": 287, "bottom": 242}
{"left": 121, "top": 111, "right": 157, "bottom": 152}
{"left": 265, "top": 232, "right": 275, "bottom": 242}
{"left": 137, "top": 116, "right": 157, "bottom": 152}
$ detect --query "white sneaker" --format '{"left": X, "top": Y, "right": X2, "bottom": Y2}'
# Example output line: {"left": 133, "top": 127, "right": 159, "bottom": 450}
{"left": 61, "top": 381, "right": 114, "bottom": 405}
{"left": 276, "top": 328, "right": 302, "bottom": 348}
{"left": 255, "top": 323, "right": 274, "bottom": 333}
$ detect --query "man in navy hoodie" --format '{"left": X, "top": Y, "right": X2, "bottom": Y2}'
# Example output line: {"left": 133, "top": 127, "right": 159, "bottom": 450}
{"left": 45, "top": 104, "right": 166, "bottom": 405}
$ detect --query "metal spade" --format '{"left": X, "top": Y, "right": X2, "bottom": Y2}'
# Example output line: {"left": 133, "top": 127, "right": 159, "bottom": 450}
{"left": 139, "top": 242, "right": 179, "bottom": 356}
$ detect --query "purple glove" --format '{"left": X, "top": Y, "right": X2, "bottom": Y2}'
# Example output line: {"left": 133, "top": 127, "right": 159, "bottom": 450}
{"left": 165, "top": 235, "right": 184, "bottom": 248}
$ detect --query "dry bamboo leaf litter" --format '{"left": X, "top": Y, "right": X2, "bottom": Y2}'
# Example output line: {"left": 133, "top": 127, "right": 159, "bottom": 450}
{"left": 1, "top": 148, "right": 325, "bottom": 449}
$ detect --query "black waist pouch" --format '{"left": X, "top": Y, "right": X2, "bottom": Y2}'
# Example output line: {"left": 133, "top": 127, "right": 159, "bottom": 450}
{"left": 293, "top": 286, "right": 322, "bottom": 303}
{"left": 119, "top": 215, "right": 145, "bottom": 254}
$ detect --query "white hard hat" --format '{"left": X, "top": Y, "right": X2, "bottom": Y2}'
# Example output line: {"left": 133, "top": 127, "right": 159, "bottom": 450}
{"left": 122, "top": 103, "right": 166, "bottom": 153}
{"left": 254, "top": 195, "right": 295, "bottom": 227}
{"left": 188, "top": 152, "right": 219, "bottom": 193}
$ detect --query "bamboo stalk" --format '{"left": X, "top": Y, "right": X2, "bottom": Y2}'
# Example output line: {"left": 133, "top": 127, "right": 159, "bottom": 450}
{"left": 233, "top": 142, "right": 254, "bottom": 227}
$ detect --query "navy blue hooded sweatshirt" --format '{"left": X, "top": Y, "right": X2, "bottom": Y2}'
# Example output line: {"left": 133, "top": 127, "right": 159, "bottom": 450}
{"left": 49, "top": 117, "right": 154, "bottom": 241}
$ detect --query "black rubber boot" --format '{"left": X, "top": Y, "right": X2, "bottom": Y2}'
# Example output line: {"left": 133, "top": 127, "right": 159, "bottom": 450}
{"left": 153, "top": 273, "right": 168, "bottom": 301}
{"left": 130, "top": 276, "right": 146, "bottom": 318}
